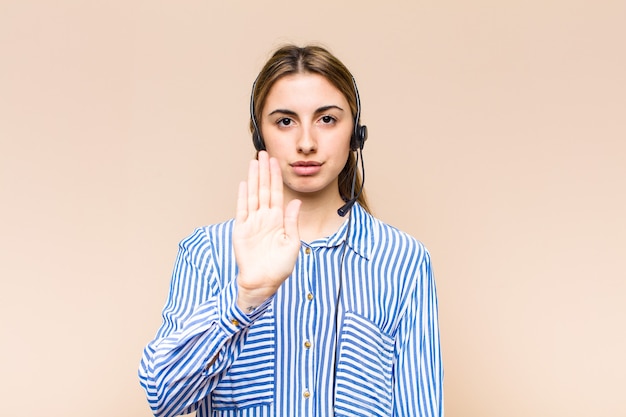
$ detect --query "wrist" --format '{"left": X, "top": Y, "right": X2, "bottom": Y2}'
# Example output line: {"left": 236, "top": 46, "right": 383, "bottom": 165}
{"left": 236, "top": 286, "right": 274, "bottom": 314}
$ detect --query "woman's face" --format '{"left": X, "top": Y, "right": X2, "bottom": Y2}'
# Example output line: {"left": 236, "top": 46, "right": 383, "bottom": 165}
{"left": 260, "top": 72, "right": 353, "bottom": 202}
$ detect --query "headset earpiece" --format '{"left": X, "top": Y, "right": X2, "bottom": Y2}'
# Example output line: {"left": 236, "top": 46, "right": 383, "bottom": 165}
{"left": 252, "top": 128, "right": 265, "bottom": 151}
{"left": 351, "top": 124, "right": 368, "bottom": 151}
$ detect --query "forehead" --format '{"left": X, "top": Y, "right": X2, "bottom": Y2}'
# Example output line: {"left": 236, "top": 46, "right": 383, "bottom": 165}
{"left": 263, "top": 73, "right": 348, "bottom": 112}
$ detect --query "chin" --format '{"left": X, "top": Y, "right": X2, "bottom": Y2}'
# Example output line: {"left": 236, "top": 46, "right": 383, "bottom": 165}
{"left": 286, "top": 183, "right": 338, "bottom": 199}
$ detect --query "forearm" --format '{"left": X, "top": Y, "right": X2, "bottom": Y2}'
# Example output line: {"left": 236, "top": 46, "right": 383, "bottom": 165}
{"left": 139, "top": 282, "right": 272, "bottom": 417}
{"left": 139, "top": 316, "right": 227, "bottom": 417}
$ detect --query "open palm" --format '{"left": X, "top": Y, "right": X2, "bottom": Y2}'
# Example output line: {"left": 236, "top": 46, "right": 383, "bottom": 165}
{"left": 233, "top": 151, "right": 301, "bottom": 310}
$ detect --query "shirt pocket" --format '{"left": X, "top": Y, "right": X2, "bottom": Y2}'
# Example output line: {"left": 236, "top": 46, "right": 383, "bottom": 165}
{"left": 334, "top": 311, "right": 395, "bottom": 417}
{"left": 211, "top": 307, "right": 275, "bottom": 412}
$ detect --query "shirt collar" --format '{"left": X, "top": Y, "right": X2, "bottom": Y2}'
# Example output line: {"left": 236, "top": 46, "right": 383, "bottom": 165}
{"left": 309, "top": 202, "right": 373, "bottom": 260}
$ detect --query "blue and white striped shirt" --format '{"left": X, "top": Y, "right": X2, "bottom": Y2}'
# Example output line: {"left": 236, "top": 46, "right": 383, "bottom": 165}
{"left": 139, "top": 203, "right": 443, "bottom": 417}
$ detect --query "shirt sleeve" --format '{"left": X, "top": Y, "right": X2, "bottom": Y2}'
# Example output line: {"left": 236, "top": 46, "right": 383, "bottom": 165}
{"left": 393, "top": 249, "right": 444, "bottom": 417}
{"left": 138, "top": 227, "right": 272, "bottom": 417}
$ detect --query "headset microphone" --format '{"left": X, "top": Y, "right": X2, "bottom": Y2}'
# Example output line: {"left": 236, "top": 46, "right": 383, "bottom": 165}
{"left": 338, "top": 77, "right": 367, "bottom": 216}
{"left": 337, "top": 200, "right": 356, "bottom": 217}
{"left": 337, "top": 144, "right": 366, "bottom": 217}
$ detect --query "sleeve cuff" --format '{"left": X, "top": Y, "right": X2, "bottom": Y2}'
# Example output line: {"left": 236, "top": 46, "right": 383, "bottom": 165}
{"left": 216, "top": 278, "right": 273, "bottom": 336}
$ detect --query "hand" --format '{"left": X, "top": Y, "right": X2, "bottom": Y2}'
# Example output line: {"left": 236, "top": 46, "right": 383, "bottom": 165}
{"left": 233, "top": 151, "right": 301, "bottom": 311}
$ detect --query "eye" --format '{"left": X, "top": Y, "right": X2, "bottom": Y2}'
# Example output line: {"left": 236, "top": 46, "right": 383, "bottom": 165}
{"left": 277, "top": 118, "right": 293, "bottom": 127}
{"left": 320, "top": 115, "right": 336, "bottom": 124}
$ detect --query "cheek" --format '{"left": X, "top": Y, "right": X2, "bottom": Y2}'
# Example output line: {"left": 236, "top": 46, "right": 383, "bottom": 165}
{"left": 263, "top": 138, "right": 290, "bottom": 156}
{"left": 330, "top": 127, "right": 353, "bottom": 150}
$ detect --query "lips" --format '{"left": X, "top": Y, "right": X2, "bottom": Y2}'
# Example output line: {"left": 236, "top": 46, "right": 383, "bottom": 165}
{"left": 291, "top": 161, "right": 322, "bottom": 176}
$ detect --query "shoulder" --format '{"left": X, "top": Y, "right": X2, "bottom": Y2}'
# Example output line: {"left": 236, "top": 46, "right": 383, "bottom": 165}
{"left": 367, "top": 212, "right": 430, "bottom": 264}
{"left": 358, "top": 212, "right": 435, "bottom": 322}
{"left": 177, "top": 219, "right": 235, "bottom": 263}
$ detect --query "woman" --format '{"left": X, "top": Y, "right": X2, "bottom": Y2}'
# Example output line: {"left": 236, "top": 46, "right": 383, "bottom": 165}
{"left": 139, "top": 44, "right": 443, "bottom": 417}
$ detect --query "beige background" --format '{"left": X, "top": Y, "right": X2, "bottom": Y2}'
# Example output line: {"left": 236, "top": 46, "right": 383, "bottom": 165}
{"left": 1, "top": 0, "right": 625, "bottom": 416}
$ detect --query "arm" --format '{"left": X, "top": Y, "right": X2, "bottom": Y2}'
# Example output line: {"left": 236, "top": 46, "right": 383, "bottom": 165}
{"left": 393, "top": 249, "right": 444, "bottom": 417}
{"left": 139, "top": 152, "right": 301, "bottom": 417}
{"left": 138, "top": 227, "right": 273, "bottom": 417}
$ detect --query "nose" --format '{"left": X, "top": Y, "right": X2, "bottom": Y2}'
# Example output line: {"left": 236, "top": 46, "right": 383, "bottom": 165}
{"left": 297, "top": 125, "right": 317, "bottom": 154}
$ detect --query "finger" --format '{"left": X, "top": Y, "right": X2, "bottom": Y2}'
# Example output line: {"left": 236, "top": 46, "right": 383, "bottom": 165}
{"left": 258, "top": 151, "right": 270, "bottom": 208}
{"left": 269, "top": 156, "right": 283, "bottom": 210}
{"left": 247, "top": 159, "right": 259, "bottom": 212}
{"left": 235, "top": 181, "right": 248, "bottom": 223}
{"left": 283, "top": 198, "right": 301, "bottom": 241}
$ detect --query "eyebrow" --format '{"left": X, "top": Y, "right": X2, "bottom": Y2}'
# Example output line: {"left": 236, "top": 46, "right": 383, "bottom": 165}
{"left": 267, "top": 105, "right": 345, "bottom": 117}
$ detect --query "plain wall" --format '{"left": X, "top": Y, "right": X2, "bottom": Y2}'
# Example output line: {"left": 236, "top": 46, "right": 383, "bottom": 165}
{"left": 1, "top": 0, "right": 624, "bottom": 416}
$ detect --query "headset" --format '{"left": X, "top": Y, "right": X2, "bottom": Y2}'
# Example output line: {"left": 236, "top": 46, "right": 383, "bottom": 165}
{"left": 250, "top": 76, "right": 368, "bottom": 152}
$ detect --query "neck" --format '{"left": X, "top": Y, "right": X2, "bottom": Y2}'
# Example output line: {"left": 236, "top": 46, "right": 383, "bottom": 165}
{"left": 287, "top": 192, "right": 347, "bottom": 243}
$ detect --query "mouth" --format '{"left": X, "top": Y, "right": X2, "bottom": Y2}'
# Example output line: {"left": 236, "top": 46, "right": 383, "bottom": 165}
{"left": 290, "top": 161, "right": 323, "bottom": 176}
{"left": 291, "top": 161, "right": 322, "bottom": 167}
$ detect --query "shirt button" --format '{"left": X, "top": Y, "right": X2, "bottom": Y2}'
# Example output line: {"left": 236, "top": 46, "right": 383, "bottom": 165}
{"left": 305, "top": 247, "right": 311, "bottom": 255}
{"left": 307, "top": 292, "right": 314, "bottom": 301}
{"left": 304, "top": 340, "right": 312, "bottom": 349}
{"left": 230, "top": 319, "right": 240, "bottom": 327}
{"left": 303, "top": 390, "right": 311, "bottom": 399}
